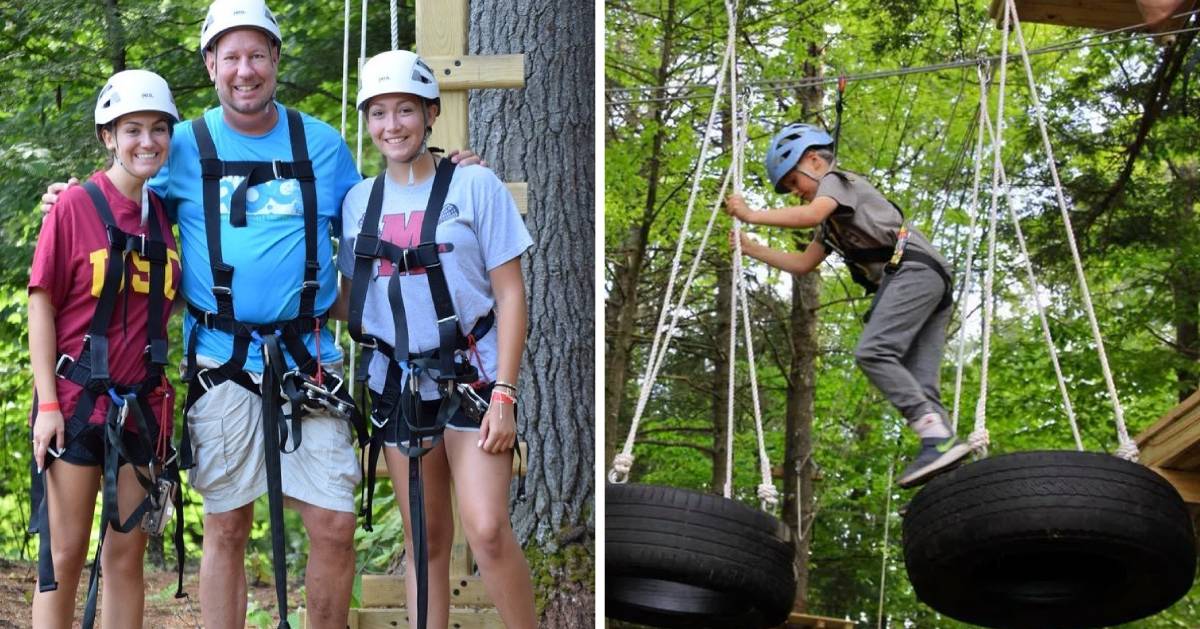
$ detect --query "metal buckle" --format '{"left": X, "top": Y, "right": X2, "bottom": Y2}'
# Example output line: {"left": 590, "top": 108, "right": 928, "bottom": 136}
{"left": 437, "top": 315, "right": 459, "bottom": 327}
{"left": 116, "top": 399, "right": 130, "bottom": 429}
{"left": 54, "top": 354, "right": 74, "bottom": 379}
{"left": 196, "top": 368, "right": 216, "bottom": 392}
{"left": 272, "top": 159, "right": 283, "bottom": 180}
{"left": 456, "top": 381, "right": 489, "bottom": 422}
{"left": 141, "top": 478, "right": 175, "bottom": 536}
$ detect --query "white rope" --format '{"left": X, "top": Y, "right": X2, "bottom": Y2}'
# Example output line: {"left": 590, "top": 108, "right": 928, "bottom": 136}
{"left": 876, "top": 457, "right": 896, "bottom": 629}
{"left": 607, "top": 38, "right": 735, "bottom": 483}
{"left": 340, "top": 0, "right": 351, "bottom": 138}
{"left": 949, "top": 67, "right": 989, "bottom": 435}
{"left": 355, "top": 0, "right": 369, "bottom": 170}
{"left": 1007, "top": 0, "right": 1136, "bottom": 460}
{"left": 724, "top": 0, "right": 777, "bottom": 509}
{"left": 978, "top": 97, "right": 1084, "bottom": 451}
{"left": 389, "top": 0, "right": 399, "bottom": 50}
{"left": 971, "top": 2, "right": 1013, "bottom": 458}
{"left": 335, "top": 0, "right": 354, "bottom": 366}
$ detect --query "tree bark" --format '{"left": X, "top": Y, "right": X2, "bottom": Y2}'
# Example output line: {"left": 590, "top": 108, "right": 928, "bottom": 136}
{"left": 712, "top": 263, "right": 733, "bottom": 490}
{"left": 470, "top": 2, "right": 594, "bottom": 626}
{"left": 102, "top": 0, "right": 126, "bottom": 73}
{"left": 784, "top": 39, "right": 825, "bottom": 614}
{"left": 1171, "top": 165, "right": 1200, "bottom": 400}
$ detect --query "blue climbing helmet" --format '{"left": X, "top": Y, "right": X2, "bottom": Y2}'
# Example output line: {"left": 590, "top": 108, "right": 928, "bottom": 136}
{"left": 764, "top": 123, "right": 834, "bottom": 193}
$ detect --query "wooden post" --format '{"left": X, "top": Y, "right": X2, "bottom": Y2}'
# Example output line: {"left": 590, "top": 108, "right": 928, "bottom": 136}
{"left": 416, "top": 0, "right": 469, "bottom": 151}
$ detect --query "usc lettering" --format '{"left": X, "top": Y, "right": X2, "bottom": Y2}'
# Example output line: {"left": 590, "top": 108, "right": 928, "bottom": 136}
{"left": 88, "top": 248, "right": 180, "bottom": 300}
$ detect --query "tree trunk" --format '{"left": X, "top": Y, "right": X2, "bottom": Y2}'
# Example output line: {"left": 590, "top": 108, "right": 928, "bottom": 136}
{"left": 712, "top": 264, "right": 733, "bottom": 490}
{"left": 785, "top": 270, "right": 820, "bottom": 610}
{"left": 470, "top": 2, "right": 594, "bottom": 626}
{"left": 102, "top": 0, "right": 126, "bottom": 73}
{"left": 784, "top": 39, "right": 825, "bottom": 613}
{"left": 1172, "top": 165, "right": 1200, "bottom": 400}
{"left": 605, "top": 0, "right": 678, "bottom": 470}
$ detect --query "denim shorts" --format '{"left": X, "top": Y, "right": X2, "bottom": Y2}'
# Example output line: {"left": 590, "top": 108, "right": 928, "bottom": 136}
{"left": 380, "top": 383, "right": 497, "bottom": 447}
{"left": 55, "top": 414, "right": 153, "bottom": 467}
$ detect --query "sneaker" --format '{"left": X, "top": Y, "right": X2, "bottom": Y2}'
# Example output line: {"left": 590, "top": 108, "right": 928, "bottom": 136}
{"left": 897, "top": 436, "right": 972, "bottom": 488}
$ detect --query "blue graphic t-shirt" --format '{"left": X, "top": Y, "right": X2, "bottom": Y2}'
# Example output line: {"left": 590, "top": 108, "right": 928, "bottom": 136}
{"left": 153, "top": 103, "right": 361, "bottom": 371}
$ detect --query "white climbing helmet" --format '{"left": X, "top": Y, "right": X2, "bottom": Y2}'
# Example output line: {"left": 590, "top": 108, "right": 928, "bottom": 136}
{"left": 199, "top": 0, "right": 282, "bottom": 54}
{"left": 356, "top": 50, "right": 440, "bottom": 110}
{"left": 765, "top": 123, "right": 834, "bottom": 193}
{"left": 94, "top": 70, "right": 180, "bottom": 141}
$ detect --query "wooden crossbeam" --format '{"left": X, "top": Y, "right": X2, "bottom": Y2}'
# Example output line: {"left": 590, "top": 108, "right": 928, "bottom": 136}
{"left": 425, "top": 54, "right": 525, "bottom": 90}
{"left": 1151, "top": 466, "right": 1200, "bottom": 505}
{"left": 990, "top": 0, "right": 1197, "bottom": 31}
{"left": 1136, "top": 389, "right": 1200, "bottom": 469}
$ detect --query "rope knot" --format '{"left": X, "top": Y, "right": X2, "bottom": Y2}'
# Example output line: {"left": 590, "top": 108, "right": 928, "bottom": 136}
{"left": 1115, "top": 439, "right": 1140, "bottom": 462}
{"left": 757, "top": 483, "right": 779, "bottom": 506}
{"left": 607, "top": 453, "right": 635, "bottom": 484}
{"left": 967, "top": 427, "right": 990, "bottom": 451}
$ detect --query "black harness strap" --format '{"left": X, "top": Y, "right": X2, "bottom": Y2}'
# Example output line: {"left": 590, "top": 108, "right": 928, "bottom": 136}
{"left": 187, "top": 108, "right": 321, "bottom": 382}
{"left": 29, "top": 181, "right": 185, "bottom": 627}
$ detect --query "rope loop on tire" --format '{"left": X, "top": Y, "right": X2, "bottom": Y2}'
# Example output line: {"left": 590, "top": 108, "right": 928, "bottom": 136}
{"left": 608, "top": 453, "right": 635, "bottom": 484}
{"left": 756, "top": 482, "right": 779, "bottom": 507}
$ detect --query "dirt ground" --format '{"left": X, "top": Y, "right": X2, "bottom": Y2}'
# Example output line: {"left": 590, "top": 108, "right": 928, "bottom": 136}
{"left": 0, "top": 558, "right": 298, "bottom": 628}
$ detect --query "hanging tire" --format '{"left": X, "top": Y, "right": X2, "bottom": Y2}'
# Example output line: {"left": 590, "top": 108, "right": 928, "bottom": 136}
{"left": 606, "top": 483, "right": 798, "bottom": 628}
{"left": 902, "top": 450, "right": 1196, "bottom": 629}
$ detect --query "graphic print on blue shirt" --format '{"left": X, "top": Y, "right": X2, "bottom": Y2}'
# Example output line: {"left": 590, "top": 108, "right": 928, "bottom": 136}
{"left": 218, "top": 178, "right": 303, "bottom": 219}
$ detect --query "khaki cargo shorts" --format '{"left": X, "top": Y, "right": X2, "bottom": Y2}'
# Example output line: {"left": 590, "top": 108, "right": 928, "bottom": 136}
{"left": 186, "top": 357, "right": 361, "bottom": 514}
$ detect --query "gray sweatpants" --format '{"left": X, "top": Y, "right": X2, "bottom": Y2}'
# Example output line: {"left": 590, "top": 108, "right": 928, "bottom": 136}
{"left": 854, "top": 262, "right": 951, "bottom": 426}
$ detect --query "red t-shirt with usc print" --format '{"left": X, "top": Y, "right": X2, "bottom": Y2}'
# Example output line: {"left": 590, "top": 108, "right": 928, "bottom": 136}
{"left": 29, "top": 171, "right": 181, "bottom": 432}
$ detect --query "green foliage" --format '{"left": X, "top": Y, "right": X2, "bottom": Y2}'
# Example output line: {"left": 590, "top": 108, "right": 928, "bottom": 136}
{"left": 607, "top": 0, "right": 1200, "bottom": 625}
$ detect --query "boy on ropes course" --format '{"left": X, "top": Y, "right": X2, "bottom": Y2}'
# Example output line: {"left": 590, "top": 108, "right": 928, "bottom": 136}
{"left": 331, "top": 49, "right": 536, "bottom": 629}
{"left": 724, "top": 123, "right": 971, "bottom": 488}
{"left": 29, "top": 69, "right": 183, "bottom": 628}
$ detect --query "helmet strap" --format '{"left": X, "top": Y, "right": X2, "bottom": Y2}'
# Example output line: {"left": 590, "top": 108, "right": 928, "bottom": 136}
{"left": 397, "top": 102, "right": 432, "bottom": 185}
{"left": 109, "top": 132, "right": 152, "bottom": 212}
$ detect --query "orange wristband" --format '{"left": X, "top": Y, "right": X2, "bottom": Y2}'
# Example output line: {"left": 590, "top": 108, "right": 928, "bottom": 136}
{"left": 38, "top": 401, "right": 60, "bottom": 413}
{"left": 490, "top": 390, "right": 516, "bottom": 405}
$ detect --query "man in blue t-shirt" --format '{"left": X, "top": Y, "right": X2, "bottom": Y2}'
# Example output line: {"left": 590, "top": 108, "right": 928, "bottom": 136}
{"left": 172, "top": 3, "right": 359, "bottom": 626}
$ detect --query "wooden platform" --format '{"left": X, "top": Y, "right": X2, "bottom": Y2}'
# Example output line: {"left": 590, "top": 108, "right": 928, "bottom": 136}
{"left": 990, "top": 0, "right": 1197, "bottom": 31}
{"left": 1136, "top": 389, "right": 1200, "bottom": 513}
{"left": 299, "top": 607, "right": 503, "bottom": 629}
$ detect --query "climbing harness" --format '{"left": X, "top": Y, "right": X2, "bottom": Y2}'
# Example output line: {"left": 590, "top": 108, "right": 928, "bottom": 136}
{"left": 349, "top": 157, "right": 520, "bottom": 629}
{"left": 178, "top": 108, "right": 367, "bottom": 629}
{"left": 29, "top": 180, "right": 186, "bottom": 628}
{"left": 815, "top": 177, "right": 953, "bottom": 320}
